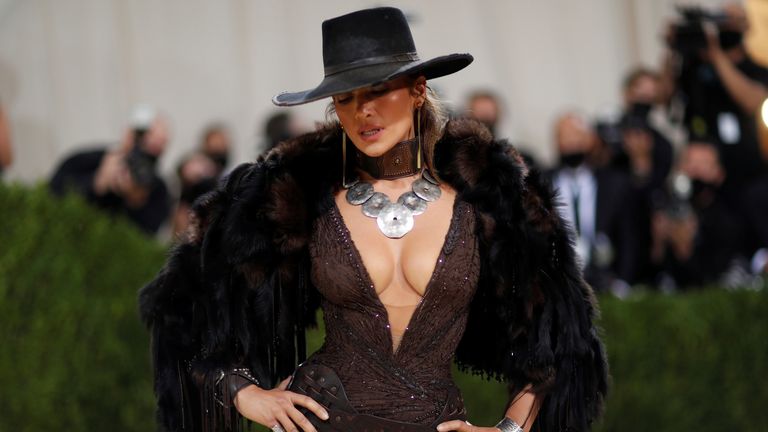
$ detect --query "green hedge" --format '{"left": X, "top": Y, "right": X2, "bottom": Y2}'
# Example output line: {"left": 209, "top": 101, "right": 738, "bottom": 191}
{"left": 595, "top": 289, "right": 768, "bottom": 431}
{"left": 0, "top": 183, "right": 162, "bottom": 431}
{"left": 1, "top": 183, "right": 766, "bottom": 431}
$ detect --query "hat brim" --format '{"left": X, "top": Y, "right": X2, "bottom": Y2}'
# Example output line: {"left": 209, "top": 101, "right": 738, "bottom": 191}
{"left": 272, "top": 53, "right": 473, "bottom": 106}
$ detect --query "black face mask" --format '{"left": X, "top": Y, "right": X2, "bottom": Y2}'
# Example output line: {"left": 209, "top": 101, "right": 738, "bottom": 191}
{"left": 207, "top": 152, "right": 229, "bottom": 171}
{"left": 560, "top": 152, "right": 587, "bottom": 168}
{"left": 629, "top": 102, "right": 653, "bottom": 120}
{"left": 719, "top": 30, "right": 743, "bottom": 50}
{"left": 690, "top": 179, "right": 719, "bottom": 207}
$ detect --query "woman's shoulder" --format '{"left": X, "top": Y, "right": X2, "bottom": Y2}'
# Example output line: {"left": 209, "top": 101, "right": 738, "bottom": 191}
{"left": 437, "top": 118, "right": 528, "bottom": 171}
{"left": 197, "top": 120, "right": 338, "bottom": 208}
{"left": 434, "top": 118, "right": 528, "bottom": 198}
{"left": 256, "top": 121, "right": 342, "bottom": 166}
{"left": 433, "top": 118, "right": 565, "bottom": 241}
{"left": 440, "top": 117, "right": 494, "bottom": 143}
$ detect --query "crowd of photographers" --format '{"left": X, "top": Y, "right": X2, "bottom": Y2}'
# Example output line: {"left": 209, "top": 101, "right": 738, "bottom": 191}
{"left": 44, "top": 105, "right": 306, "bottom": 240}
{"left": 27, "top": 3, "right": 767, "bottom": 295}
{"left": 523, "top": 4, "right": 768, "bottom": 294}
{"left": 48, "top": 107, "right": 174, "bottom": 236}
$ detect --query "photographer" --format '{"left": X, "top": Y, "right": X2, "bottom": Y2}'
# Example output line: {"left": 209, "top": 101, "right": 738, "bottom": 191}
{"left": 199, "top": 123, "right": 232, "bottom": 176}
{"left": 49, "top": 107, "right": 171, "bottom": 235}
{"left": 650, "top": 140, "right": 747, "bottom": 290}
{"left": 666, "top": 3, "right": 768, "bottom": 199}
{"left": 618, "top": 69, "right": 674, "bottom": 195}
{"left": 171, "top": 152, "right": 220, "bottom": 239}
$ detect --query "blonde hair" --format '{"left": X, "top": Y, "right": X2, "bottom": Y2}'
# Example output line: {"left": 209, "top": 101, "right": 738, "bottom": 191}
{"left": 418, "top": 86, "right": 448, "bottom": 182}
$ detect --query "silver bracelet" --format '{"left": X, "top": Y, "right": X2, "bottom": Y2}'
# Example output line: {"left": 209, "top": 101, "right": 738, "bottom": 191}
{"left": 494, "top": 417, "right": 523, "bottom": 432}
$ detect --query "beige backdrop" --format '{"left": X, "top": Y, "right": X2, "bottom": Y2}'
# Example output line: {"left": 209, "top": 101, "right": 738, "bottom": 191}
{"left": 0, "top": 0, "right": 747, "bottom": 183}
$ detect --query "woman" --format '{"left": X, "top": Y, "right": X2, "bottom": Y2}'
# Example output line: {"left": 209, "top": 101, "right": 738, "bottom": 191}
{"left": 139, "top": 7, "right": 607, "bottom": 432}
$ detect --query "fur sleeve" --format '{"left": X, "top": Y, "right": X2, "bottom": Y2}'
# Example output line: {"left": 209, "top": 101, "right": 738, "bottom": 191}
{"left": 138, "top": 163, "right": 256, "bottom": 431}
{"left": 451, "top": 133, "right": 608, "bottom": 431}
{"left": 138, "top": 162, "right": 302, "bottom": 432}
{"left": 515, "top": 169, "right": 609, "bottom": 431}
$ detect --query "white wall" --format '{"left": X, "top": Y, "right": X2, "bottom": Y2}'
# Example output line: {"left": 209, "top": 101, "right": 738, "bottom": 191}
{"left": 0, "top": 0, "right": 743, "bottom": 183}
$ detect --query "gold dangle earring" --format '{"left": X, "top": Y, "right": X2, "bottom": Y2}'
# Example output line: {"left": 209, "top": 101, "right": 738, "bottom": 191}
{"left": 416, "top": 106, "right": 422, "bottom": 170}
{"left": 342, "top": 128, "right": 351, "bottom": 188}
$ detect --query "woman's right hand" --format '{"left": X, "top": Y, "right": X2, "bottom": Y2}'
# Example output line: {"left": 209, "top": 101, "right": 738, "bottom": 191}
{"left": 233, "top": 376, "right": 330, "bottom": 432}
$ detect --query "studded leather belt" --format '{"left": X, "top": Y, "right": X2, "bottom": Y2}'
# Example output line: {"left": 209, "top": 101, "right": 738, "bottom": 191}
{"left": 287, "top": 362, "right": 467, "bottom": 432}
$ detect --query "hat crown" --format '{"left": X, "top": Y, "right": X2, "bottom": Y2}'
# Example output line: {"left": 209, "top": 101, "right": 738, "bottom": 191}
{"left": 272, "top": 6, "right": 472, "bottom": 106}
{"left": 321, "top": 7, "right": 418, "bottom": 74}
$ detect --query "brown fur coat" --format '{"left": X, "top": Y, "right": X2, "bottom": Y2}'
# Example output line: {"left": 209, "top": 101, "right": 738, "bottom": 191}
{"left": 139, "top": 118, "right": 608, "bottom": 431}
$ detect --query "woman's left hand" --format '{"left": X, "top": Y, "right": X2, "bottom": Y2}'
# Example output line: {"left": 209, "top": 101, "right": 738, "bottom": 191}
{"left": 436, "top": 420, "right": 499, "bottom": 431}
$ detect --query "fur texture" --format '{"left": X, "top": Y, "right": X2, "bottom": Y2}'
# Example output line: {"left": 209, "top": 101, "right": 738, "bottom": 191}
{"left": 139, "top": 118, "right": 608, "bottom": 431}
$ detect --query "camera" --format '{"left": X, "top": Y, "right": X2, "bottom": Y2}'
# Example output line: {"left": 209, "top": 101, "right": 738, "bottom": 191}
{"left": 669, "top": 5, "right": 745, "bottom": 58}
{"left": 124, "top": 127, "right": 158, "bottom": 188}
{"left": 657, "top": 173, "right": 694, "bottom": 221}
{"left": 123, "top": 105, "right": 159, "bottom": 188}
{"left": 594, "top": 103, "right": 653, "bottom": 170}
{"left": 669, "top": 6, "right": 727, "bottom": 57}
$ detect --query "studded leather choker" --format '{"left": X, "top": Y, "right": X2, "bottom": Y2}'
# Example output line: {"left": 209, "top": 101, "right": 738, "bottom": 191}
{"left": 354, "top": 137, "right": 420, "bottom": 180}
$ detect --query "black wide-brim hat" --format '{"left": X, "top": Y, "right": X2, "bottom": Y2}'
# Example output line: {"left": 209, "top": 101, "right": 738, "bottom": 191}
{"left": 272, "top": 7, "right": 473, "bottom": 106}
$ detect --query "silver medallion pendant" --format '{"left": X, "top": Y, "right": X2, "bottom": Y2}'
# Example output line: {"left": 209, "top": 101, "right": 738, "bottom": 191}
{"left": 344, "top": 169, "right": 440, "bottom": 238}
{"left": 362, "top": 192, "right": 390, "bottom": 217}
{"left": 422, "top": 169, "right": 439, "bottom": 185}
{"left": 397, "top": 191, "right": 427, "bottom": 215}
{"left": 376, "top": 203, "right": 414, "bottom": 238}
{"left": 412, "top": 178, "right": 441, "bottom": 201}
{"left": 346, "top": 182, "right": 374, "bottom": 205}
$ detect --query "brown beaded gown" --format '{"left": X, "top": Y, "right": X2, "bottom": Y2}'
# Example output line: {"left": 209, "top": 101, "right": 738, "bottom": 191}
{"left": 301, "top": 190, "right": 481, "bottom": 426}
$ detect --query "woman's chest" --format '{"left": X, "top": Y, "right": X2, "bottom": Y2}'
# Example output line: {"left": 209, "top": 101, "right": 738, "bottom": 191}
{"left": 308, "top": 191, "right": 481, "bottom": 312}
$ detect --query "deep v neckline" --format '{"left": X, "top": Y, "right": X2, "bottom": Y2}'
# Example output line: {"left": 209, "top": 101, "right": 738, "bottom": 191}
{"left": 330, "top": 191, "right": 462, "bottom": 358}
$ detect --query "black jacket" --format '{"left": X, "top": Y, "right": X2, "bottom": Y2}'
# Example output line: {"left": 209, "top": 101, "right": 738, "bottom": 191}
{"left": 547, "top": 166, "right": 639, "bottom": 289}
{"left": 139, "top": 119, "right": 608, "bottom": 431}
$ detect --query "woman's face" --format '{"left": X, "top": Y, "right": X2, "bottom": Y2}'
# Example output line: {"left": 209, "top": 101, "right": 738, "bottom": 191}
{"left": 333, "top": 75, "right": 426, "bottom": 157}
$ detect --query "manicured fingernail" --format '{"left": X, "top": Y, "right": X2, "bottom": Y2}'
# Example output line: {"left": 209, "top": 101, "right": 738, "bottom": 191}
{"left": 321, "top": 411, "right": 329, "bottom": 420}
{"left": 436, "top": 425, "right": 445, "bottom": 431}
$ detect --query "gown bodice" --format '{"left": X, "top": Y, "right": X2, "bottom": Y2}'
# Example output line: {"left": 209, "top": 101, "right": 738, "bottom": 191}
{"left": 306, "top": 190, "right": 481, "bottom": 425}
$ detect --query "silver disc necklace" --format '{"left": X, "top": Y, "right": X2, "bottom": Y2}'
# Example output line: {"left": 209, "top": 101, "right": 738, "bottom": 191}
{"left": 345, "top": 168, "right": 441, "bottom": 238}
